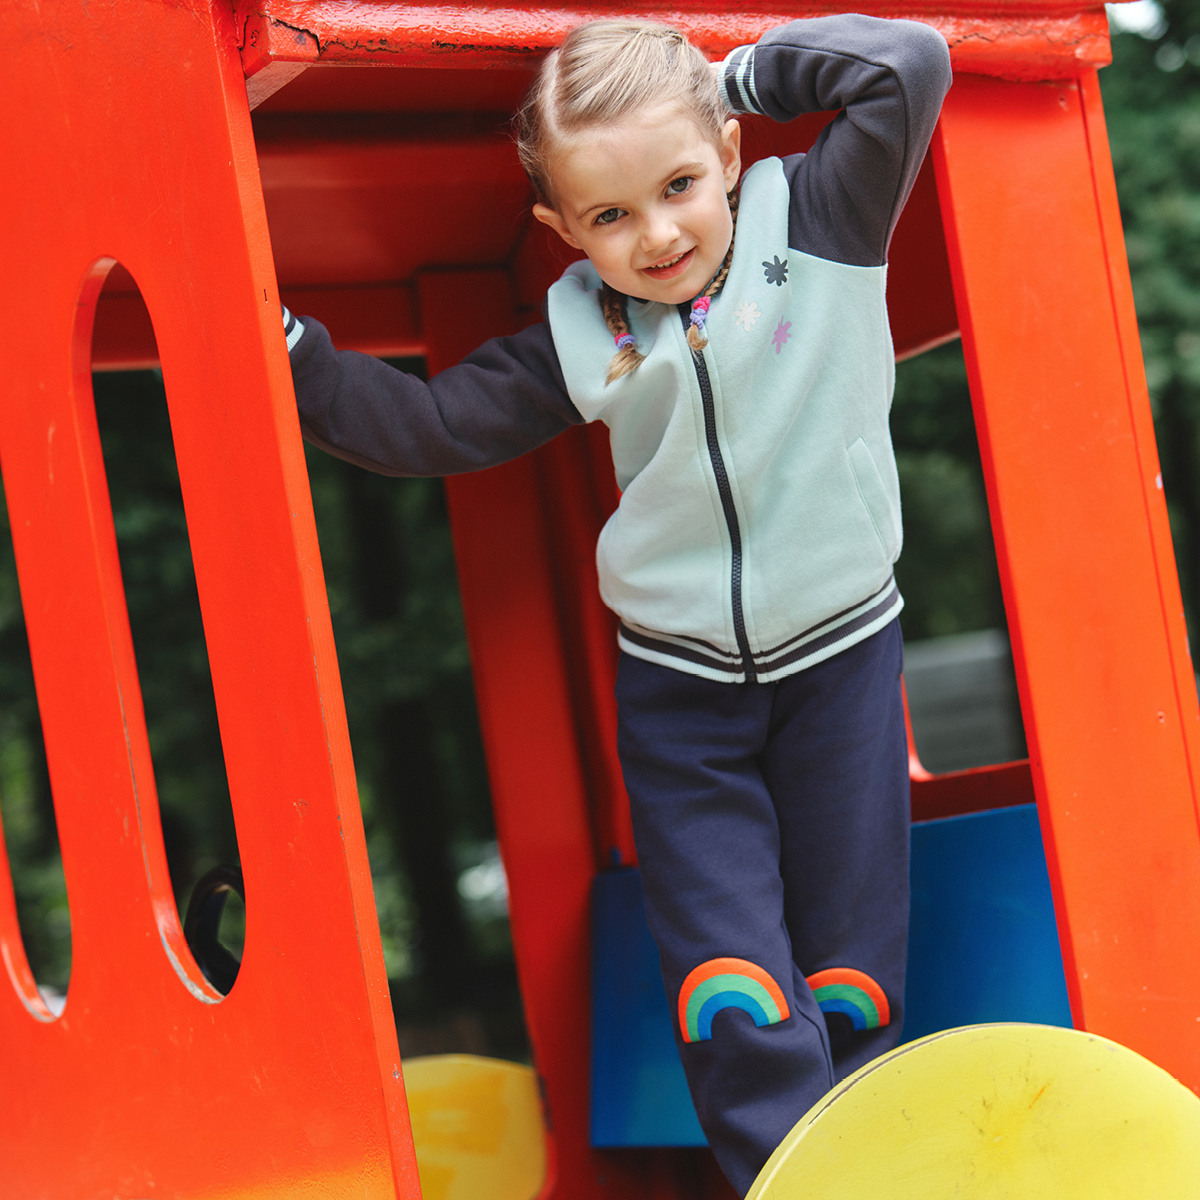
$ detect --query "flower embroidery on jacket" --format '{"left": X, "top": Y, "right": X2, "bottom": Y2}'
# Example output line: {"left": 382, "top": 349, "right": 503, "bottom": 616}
{"left": 772, "top": 320, "right": 792, "bottom": 354}
{"left": 762, "top": 255, "right": 789, "bottom": 286}
{"left": 734, "top": 300, "right": 761, "bottom": 330}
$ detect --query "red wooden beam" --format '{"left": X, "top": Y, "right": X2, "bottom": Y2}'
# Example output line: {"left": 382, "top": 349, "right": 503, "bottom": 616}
{"left": 235, "top": 0, "right": 1110, "bottom": 103}
{"left": 934, "top": 72, "right": 1200, "bottom": 1084}
{"left": 0, "top": 1, "right": 418, "bottom": 1195}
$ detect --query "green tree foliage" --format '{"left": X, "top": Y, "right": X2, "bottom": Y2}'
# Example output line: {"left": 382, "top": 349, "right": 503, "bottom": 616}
{"left": 891, "top": 341, "right": 1005, "bottom": 641}
{"left": 93, "top": 372, "right": 240, "bottom": 911}
{"left": 1100, "top": 0, "right": 1200, "bottom": 636}
{"left": 302, "top": 396, "right": 526, "bottom": 1056}
{"left": 0, "top": 504, "right": 64, "bottom": 991}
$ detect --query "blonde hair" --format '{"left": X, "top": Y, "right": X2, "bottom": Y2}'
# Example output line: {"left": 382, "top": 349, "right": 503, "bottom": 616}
{"left": 516, "top": 21, "right": 737, "bottom": 383}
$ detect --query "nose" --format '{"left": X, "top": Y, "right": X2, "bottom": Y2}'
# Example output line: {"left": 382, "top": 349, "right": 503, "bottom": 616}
{"left": 640, "top": 205, "right": 680, "bottom": 255}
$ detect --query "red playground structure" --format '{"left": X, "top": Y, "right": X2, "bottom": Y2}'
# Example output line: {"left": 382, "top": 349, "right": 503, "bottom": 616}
{"left": 2, "top": 1, "right": 1200, "bottom": 1197}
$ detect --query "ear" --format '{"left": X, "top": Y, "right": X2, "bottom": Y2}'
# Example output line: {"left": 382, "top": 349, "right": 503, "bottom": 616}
{"left": 719, "top": 118, "right": 742, "bottom": 192}
{"left": 533, "top": 202, "right": 583, "bottom": 251}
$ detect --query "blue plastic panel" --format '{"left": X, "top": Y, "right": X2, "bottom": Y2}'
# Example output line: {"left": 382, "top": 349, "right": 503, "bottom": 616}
{"left": 590, "top": 868, "right": 706, "bottom": 1146}
{"left": 590, "top": 803, "right": 1071, "bottom": 1147}
{"left": 904, "top": 803, "right": 1072, "bottom": 1040}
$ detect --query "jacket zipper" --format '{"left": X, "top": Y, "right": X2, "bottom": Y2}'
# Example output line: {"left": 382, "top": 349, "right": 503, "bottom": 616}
{"left": 680, "top": 307, "right": 756, "bottom": 683}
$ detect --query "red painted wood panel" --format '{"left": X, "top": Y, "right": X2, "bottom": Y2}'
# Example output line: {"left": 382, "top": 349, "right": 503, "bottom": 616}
{"left": 0, "top": 1, "right": 417, "bottom": 1195}
{"left": 934, "top": 73, "right": 1200, "bottom": 1082}
{"left": 6, "top": 2, "right": 1200, "bottom": 1197}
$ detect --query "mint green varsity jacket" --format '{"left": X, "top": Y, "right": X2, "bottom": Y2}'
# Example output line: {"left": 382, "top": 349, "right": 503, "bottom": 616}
{"left": 549, "top": 157, "right": 906, "bottom": 683}
{"left": 286, "top": 16, "right": 953, "bottom": 683}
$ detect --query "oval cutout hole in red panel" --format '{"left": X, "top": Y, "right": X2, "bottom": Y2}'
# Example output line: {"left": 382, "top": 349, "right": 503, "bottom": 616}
{"left": 87, "top": 262, "right": 246, "bottom": 998}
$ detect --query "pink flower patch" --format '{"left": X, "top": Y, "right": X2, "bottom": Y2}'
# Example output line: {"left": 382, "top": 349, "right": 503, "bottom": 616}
{"left": 771, "top": 320, "right": 792, "bottom": 354}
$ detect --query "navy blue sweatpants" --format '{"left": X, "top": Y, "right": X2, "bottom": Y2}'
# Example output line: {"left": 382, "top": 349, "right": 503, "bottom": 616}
{"left": 614, "top": 619, "right": 909, "bottom": 1196}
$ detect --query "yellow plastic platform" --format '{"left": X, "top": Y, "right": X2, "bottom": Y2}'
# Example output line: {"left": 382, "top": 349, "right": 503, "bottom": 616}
{"left": 748, "top": 1023, "right": 1200, "bottom": 1199}
{"left": 401, "top": 1054, "right": 547, "bottom": 1200}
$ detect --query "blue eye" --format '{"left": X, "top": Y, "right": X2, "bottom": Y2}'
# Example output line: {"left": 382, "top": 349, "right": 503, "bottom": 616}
{"left": 667, "top": 176, "right": 693, "bottom": 195}
{"left": 595, "top": 208, "right": 622, "bottom": 226}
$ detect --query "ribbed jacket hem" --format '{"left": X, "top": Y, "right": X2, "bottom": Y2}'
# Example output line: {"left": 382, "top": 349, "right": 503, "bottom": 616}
{"left": 617, "top": 577, "right": 903, "bottom": 684}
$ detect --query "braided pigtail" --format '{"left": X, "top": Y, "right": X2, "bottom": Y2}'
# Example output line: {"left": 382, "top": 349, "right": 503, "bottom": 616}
{"left": 603, "top": 284, "right": 645, "bottom": 384}
{"left": 686, "top": 186, "right": 740, "bottom": 354}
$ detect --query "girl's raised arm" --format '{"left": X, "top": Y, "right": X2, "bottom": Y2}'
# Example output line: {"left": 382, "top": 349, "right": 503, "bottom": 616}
{"left": 715, "top": 14, "right": 952, "bottom": 268}
{"left": 287, "top": 310, "right": 583, "bottom": 477}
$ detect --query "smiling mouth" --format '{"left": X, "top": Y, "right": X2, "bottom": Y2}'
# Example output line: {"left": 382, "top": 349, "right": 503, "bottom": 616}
{"left": 643, "top": 248, "right": 694, "bottom": 277}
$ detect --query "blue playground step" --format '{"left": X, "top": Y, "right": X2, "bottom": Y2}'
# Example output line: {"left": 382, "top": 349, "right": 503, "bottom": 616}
{"left": 590, "top": 803, "right": 1073, "bottom": 1147}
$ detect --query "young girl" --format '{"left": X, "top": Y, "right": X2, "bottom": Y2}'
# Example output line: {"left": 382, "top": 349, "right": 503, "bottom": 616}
{"left": 285, "top": 15, "right": 951, "bottom": 1194}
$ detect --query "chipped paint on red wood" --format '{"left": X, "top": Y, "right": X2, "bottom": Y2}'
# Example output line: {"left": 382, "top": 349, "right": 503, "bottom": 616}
{"left": 236, "top": 1, "right": 1109, "bottom": 81}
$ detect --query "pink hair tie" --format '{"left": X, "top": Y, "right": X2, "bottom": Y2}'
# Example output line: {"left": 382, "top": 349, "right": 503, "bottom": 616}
{"left": 615, "top": 333, "right": 637, "bottom": 350}
{"left": 690, "top": 296, "right": 712, "bottom": 334}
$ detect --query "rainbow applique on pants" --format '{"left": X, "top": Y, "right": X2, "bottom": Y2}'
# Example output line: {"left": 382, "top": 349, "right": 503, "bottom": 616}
{"left": 678, "top": 958, "right": 791, "bottom": 1043}
{"left": 677, "top": 959, "right": 890, "bottom": 1043}
{"left": 805, "top": 967, "right": 891, "bottom": 1031}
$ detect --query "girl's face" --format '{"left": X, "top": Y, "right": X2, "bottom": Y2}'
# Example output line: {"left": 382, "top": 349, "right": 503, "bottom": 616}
{"left": 533, "top": 104, "right": 742, "bottom": 306}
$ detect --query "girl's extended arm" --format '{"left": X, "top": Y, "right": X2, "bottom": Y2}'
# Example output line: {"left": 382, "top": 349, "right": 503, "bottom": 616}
{"left": 288, "top": 309, "right": 583, "bottom": 477}
{"left": 716, "top": 15, "right": 952, "bottom": 267}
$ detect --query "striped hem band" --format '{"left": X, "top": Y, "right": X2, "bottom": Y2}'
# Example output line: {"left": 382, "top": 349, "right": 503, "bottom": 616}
{"left": 283, "top": 305, "right": 305, "bottom": 351}
{"left": 618, "top": 578, "right": 902, "bottom": 682}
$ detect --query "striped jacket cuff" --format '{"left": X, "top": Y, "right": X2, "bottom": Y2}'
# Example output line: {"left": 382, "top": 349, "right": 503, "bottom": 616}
{"left": 282, "top": 305, "right": 305, "bottom": 352}
{"left": 717, "top": 44, "right": 764, "bottom": 116}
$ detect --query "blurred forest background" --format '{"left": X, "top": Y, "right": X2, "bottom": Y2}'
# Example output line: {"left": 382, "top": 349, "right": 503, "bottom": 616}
{"left": 0, "top": 1, "right": 1197, "bottom": 1058}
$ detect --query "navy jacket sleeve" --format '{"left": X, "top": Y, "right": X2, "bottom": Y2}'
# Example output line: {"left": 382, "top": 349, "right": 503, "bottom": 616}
{"left": 717, "top": 15, "right": 952, "bottom": 266}
{"left": 288, "top": 311, "right": 583, "bottom": 477}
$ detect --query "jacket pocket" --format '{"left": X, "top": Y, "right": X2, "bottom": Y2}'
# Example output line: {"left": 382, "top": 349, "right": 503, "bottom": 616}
{"left": 847, "top": 437, "right": 902, "bottom": 560}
